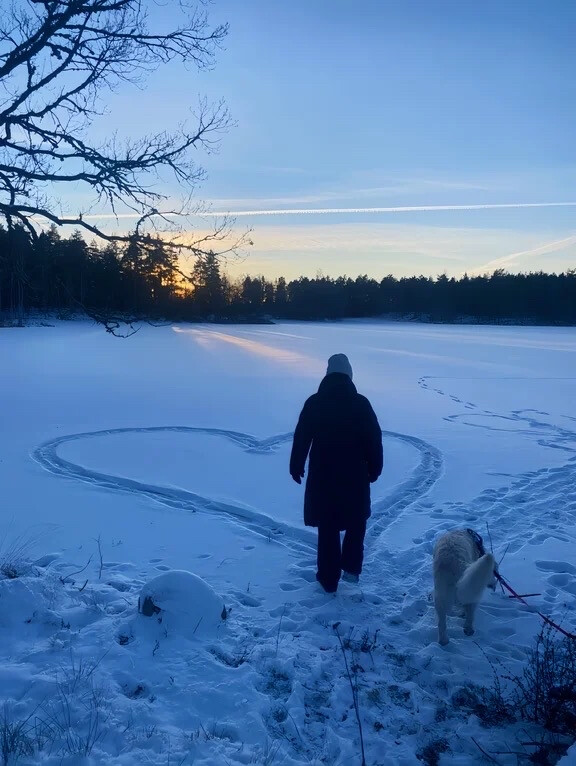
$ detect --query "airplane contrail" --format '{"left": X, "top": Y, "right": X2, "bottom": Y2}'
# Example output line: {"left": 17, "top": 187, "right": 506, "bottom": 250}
{"left": 468, "top": 233, "right": 576, "bottom": 276}
{"left": 75, "top": 201, "right": 576, "bottom": 220}
{"left": 200, "top": 202, "right": 576, "bottom": 217}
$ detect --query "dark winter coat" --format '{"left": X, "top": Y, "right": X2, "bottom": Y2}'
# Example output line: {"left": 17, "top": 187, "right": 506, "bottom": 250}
{"left": 289, "top": 373, "right": 383, "bottom": 529}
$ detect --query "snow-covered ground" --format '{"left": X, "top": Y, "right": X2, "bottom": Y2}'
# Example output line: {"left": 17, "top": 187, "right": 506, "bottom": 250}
{"left": 2, "top": 320, "right": 575, "bottom": 765}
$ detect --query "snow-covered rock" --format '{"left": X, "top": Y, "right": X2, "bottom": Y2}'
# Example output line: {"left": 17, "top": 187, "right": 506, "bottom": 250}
{"left": 138, "top": 570, "right": 226, "bottom": 638}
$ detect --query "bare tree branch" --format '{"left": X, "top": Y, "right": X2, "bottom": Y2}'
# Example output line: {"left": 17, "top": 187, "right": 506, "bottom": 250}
{"left": 0, "top": 1, "right": 242, "bottom": 262}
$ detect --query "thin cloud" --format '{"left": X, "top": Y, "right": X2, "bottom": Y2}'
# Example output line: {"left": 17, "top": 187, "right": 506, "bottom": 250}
{"left": 199, "top": 179, "right": 494, "bottom": 208}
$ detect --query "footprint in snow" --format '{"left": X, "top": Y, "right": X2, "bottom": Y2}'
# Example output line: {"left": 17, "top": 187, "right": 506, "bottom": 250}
{"left": 491, "top": 625, "right": 516, "bottom": 640}
{"left": 294, "top": 569, "right": 317, "bottom": 583}
{"left": 528, "top": 533, "right": 554, "bottom": 545}
{"left": 536, "top": 560, "right": 576, "bottom": 575}
{"left": 483, "top": 603, "right": 520, "bottom": 620}
{"left": 548, "top": 573, "right": 571, "bottom": 588}
{"left": 546, "top": 574, "right": 576, "bottom": 598}
{"left": 101, "top": 561, "right": 135, "bottom": 572}
{"left": 363, "top": 593, "right": 384, "bottom": 605}
{"left": 230, "top": 590, "right": 261, "bottom": 608}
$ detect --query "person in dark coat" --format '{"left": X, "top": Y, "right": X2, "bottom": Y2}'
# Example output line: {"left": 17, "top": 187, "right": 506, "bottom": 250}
{"left": 290, "top": 353, "right": 383, "bottom": 593}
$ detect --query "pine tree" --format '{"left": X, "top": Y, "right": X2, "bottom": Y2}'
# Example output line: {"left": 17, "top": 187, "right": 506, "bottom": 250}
{"left": 191, "top": 251, "right": 225, "bottom": 315}
{"left": 275, "top": 276, "right": 288, "bottom": 315}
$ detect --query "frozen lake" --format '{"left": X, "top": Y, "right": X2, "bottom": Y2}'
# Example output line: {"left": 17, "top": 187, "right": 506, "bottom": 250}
{"left": 2, "top": 319, "right": 575, "bottom": 765}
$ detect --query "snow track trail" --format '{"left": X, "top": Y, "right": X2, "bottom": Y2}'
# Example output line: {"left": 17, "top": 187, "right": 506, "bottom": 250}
{"left": 32, "top": 425, "right": 443, "bottom": 553}
{"left": 419, "top": 375, "right": 576, "bottom": 453}
{"left": 368, "top": 431, "right": 443, "bottom": 541}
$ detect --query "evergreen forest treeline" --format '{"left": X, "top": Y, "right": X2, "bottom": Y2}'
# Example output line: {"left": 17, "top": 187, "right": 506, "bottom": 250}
{"left": 1, "top": 225, "right": 575, "bottom": 326}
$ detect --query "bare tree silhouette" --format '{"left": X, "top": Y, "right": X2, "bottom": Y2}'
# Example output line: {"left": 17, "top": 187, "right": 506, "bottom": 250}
{"left": 0, "top": 1, "right": 249, "bottom": 331}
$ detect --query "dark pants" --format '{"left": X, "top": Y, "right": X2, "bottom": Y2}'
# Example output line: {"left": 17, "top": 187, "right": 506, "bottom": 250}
{"left": 316, "top": 517, "right": 367, "bottom": 592}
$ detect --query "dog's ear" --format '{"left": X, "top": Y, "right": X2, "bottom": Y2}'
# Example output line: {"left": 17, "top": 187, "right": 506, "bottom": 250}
{"left": 488, "top": 563, "right": 498, "bottom": 591}
{"left": 486, "top": 555, "right": 498, "bottom": 591}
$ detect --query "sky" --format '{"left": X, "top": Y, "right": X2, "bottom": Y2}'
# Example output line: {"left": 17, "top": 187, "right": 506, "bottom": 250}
{"left": 81, "top": 0, "right": 576, "bottom": 279}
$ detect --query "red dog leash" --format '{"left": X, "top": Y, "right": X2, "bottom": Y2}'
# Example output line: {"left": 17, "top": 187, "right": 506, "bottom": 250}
{"left": 496, "top": 571, "right": 576, "bottom": 641}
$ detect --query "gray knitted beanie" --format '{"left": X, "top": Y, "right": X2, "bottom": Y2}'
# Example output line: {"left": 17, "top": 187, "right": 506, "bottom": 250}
{"left": 326, "top": 353, "right": 353, "bottom": 379}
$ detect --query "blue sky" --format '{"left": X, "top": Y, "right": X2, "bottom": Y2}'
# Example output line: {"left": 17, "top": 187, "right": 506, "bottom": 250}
{"left": 88, "top": 0, "right": 576, "bottom": 278}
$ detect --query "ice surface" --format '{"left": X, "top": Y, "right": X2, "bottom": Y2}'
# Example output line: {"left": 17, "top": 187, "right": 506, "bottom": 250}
{"left": 2, "top": 319, "right": 575, "bottom": 764}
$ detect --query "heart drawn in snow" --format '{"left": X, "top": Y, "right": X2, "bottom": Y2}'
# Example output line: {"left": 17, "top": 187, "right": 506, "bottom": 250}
{"left": 33, "top": 426, "right": 443, "bottom": 551}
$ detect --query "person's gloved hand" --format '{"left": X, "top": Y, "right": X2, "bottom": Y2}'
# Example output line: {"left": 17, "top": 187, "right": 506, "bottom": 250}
{"left": 291, "top": 470, "right": 304, "bottom": 485}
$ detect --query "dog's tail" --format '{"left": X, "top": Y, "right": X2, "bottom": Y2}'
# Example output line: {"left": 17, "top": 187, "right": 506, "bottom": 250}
{"left": 456, "top": 553, "right": 496, "bottom": 604}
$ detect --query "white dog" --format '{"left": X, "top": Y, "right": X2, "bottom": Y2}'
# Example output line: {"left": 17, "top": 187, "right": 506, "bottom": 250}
{"left": 433, "top": 529, "right": 497, "bottom": 645}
